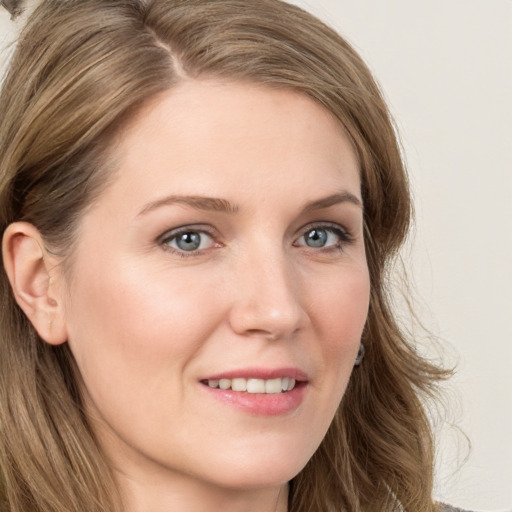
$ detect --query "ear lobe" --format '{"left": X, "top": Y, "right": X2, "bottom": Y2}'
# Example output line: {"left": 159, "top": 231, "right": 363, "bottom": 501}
{"left": 2, "top": 222, "right": 68, "bottom": 345}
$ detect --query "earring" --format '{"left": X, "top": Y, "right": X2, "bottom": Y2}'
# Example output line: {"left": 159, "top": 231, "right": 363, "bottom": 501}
{"left": 354, "top": 342, "right": 365, "bottom": 367}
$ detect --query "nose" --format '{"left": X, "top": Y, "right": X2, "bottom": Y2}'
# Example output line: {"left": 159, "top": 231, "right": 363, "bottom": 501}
{"left": 227, "top": 247, "right": 309, "bottom": 341}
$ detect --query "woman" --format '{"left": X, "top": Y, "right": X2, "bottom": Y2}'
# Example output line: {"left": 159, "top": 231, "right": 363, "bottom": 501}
{"left": 0, "top": 1, "right": 465, "bottom": 511}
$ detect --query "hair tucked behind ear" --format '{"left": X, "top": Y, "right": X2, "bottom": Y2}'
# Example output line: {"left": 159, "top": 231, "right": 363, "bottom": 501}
{"left": 1, "top": 1, "right": 448, "bottom": 511}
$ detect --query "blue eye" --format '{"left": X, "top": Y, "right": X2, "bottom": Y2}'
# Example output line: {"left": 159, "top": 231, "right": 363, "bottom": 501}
{"left": 297, "top": 225, "right": 350, "bottom": 249}
{"left": 162, "top": 229, "right": 214, "bottom": 253}
{"left": 304, "top": 228, "right": 329, "bottom": 248}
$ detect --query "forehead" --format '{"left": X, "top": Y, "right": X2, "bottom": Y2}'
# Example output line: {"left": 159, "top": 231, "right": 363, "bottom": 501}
{"left": 103, "top": 80, "right": 361, "bottom": 212}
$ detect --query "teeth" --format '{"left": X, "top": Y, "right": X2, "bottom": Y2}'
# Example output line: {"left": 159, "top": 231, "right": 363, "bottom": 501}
{"left": 206, "top": 377, "right": 297, "bottom": 393}
{"left": 265, "top": 378, "right": 282, "bottom": 394}
{"left": 247, "top": 378, "right": 266, "bottom": 393}
{"left": 219, "top": 378, "right": 231, "bottom": 390}
{"left": 231, "top": 378, "right": 247, "bottom": 392}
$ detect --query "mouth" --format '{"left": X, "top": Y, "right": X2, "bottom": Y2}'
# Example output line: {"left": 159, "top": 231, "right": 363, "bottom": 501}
{"left": 201, "top": 377, "right": 297, "bottom": 394}
{"left": 199, "top": 368, "right": 308, "bottom": 415}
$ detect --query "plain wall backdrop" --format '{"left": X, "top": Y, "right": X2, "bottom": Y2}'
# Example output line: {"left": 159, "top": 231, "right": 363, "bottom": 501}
{"left": 1, "top": 1, "right": 511, "bottom": 511}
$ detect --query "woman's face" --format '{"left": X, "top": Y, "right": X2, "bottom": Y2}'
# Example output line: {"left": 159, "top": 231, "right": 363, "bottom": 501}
{"left": 60, "top": 81, "right": 370, "bottom": 494}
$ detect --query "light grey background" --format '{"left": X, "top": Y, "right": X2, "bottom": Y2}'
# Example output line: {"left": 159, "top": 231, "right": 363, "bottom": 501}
{"left": 1, "top": 1, "right": 511, "bottom": 510}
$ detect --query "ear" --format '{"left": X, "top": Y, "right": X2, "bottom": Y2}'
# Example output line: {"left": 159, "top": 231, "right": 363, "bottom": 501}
{"left": 2, "top": 222, "right": 68, "bottom": 345}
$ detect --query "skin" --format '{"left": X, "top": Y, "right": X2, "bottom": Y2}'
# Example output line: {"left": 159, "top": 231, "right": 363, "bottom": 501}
{"left": 5, "top": 80, "right": 370, "bottom": 512}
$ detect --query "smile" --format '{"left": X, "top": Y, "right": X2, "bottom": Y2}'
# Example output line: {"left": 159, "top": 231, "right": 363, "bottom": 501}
{"left": 204, "top": 377, "right": 296, "bottom": 393}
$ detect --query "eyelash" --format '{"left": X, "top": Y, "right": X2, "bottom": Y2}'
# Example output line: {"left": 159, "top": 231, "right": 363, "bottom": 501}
{"left": 159, "top": 225, "right": 219, "bottom": 258}
{"left": 158, "top": 223, "right": 354, "bottom": 258}
{"left": 294, "top": 222, "right": 354, "bottom": 252}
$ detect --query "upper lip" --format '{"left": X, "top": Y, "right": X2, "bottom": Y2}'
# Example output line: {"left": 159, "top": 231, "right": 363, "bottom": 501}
{"left": 201, "top": 367, "right": 308, "bottom": 382}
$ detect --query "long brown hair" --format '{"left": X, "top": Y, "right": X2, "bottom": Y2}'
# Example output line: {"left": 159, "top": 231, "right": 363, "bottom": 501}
{"left": 0, "top": 1, "right": 447, "bottom": 510}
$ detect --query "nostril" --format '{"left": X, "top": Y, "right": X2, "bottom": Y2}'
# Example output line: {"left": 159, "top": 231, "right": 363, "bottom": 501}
{"left": 245, "top": 329, "right": 279, "bottom": 341}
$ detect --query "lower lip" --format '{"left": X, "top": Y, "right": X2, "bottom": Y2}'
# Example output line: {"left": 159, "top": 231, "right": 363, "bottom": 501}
{"left": 200, "top": 382, "right": 307, "bottom": 416}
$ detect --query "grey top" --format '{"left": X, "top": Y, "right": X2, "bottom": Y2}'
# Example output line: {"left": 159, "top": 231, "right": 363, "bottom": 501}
{"left": 440, "top": 505, "right": 476, "bottom": 512}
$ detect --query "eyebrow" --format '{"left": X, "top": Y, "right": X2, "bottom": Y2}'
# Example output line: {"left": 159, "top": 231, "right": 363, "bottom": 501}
{"left": 302, "top": 191, "right": 363, "bottom": 212}
{"left": 138, "top": 195, "right": 240, "bottom": 216}
{"left": 137, "top": 190, "right": 362, "bottom": 217}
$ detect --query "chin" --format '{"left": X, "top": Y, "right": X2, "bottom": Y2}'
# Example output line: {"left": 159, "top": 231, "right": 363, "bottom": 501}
{"left": 191, "top": 436, "right": 317, "bottom": 491}
{"left": 204, "top": 461, "right": 302, "bottom": 491}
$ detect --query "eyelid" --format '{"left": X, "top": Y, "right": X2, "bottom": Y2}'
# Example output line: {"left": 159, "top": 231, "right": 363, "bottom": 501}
{"left": 294, "top": 222, "right": 354, "bottom": 248}
{"left": 158, "top": 224, "right": 212, "bottom": 241}
{"left": 158, "top": 224, "right": 220, "bottom": 257}
{"left": 297, "top": 222, "right": 353, "bottom": 239}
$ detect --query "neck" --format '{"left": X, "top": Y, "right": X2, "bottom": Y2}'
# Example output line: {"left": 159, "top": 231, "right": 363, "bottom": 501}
{"left": 116, "top": 467, "right": 289, "bottom": 512}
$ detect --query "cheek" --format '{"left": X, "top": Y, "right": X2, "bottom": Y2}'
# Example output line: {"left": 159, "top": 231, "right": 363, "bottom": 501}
{"left": 63, "top": 257, "right": 224, "bottom": 387}
{"left": 309, "top": 265, "right": 370, "bottom": 381}
{"left": 313, "top": 264, "right": 370, "bottom": 337}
